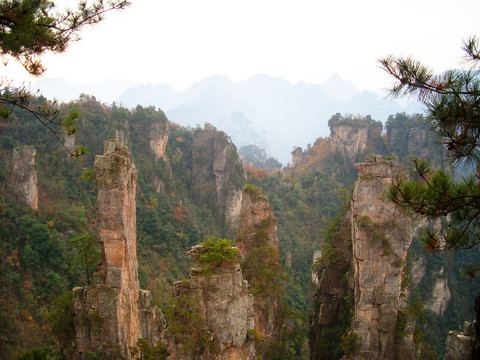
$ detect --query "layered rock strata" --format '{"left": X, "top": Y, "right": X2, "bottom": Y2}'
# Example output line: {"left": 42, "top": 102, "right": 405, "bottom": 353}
{"left": 168, "top": 245, "right": 256, "bottom": 360}
{"left": 350, "top": 155, "right": 414, "bottom": 359}
{"left": 73, "top": 140, "right": 164, "bottom": 359}
{"left": 236, "top": 187, "right": 280, "bottom": 355}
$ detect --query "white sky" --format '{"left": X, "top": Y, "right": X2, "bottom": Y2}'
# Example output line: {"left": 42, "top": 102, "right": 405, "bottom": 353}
{"left": 5, "top": 0, "right": 480, "bottom": 91}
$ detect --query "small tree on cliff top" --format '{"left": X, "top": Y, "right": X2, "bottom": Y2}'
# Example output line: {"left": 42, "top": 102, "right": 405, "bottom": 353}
{"left": 380, "top": 38, "right": 480, "bottom": 251}
{"left": 196, "top": 237, "right": 240, "bottom": 276}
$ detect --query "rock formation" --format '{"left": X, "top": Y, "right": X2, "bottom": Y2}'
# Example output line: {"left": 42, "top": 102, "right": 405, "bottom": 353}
{"left": 388, "top": 127, "right": 429, "bottom": 160}
{"left": 330, "top": 125, "right": 369, "bottom": 163}
{"left": 168, "top": 245, "right": 256, "bottom": 360}
{"left": 73, "top": 140, "right": 164, "bottom": 359}
{"left": 149, "top": 121, "right": 169, "bottom": 161}
{"left": 309, "top": 208, "right": 353, "bottom": 360}
{"left": 425, "top": 270, "right": 451, "bottom": 316}
{"left": 444, "top": 322, "right": 476, "bottom": 360}
{"left": 310, "top": 155, "right": 416, "bottom": 360}
{"left": 291, "top": 146, "right": 304, "bottom": 168}
{"left": 311, "top": 250, "right": 322, "bottom": 284}
{"left": 10, "top": 146, "right": 38, "bottom": 210}
{"left": 192, "top": 123, "right": 245, "bottom": 237}
{"left": 236, "top": 186, "right": 281, "bottom": 355}
{"left": 350, "top": 155, "right": 414, "bottom": 359}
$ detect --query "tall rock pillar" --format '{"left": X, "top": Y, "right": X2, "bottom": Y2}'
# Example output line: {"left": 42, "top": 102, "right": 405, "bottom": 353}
{"left": 350, "top": 155, "right": 414, "bottom": 359}
{"left": 73, "top": 140, "right": 164, "bottom": 359}
{"left": 236, "top": 186, "right": 281, "bottom": 356}
{"left": 9, "top": 146, "right": 38, "bottom": 210}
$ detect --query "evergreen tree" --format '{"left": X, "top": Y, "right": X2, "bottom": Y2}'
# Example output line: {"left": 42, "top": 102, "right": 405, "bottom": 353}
{"left": 0, "top": 0, "right": 130, "bottom": 154}
{"left": 380, "top": 38, "right": 480, "bottom": 250}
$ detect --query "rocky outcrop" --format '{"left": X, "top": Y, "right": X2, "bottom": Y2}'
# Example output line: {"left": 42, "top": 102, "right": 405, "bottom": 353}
{"left": 311, "top": 250, "right": 322, "bottom": 284}
{"left": 291, "top": 146, "right": 304, "bottom": 168}
{"left": 236, "top": 188, "right": 278, "bottom": 257}
{"left": 388, "top": 127, "right": 429, "bottom": 161}
{"left": 330, "top": 125, "right": 369, "bottom": 163}
{"left": 63, "top": 134, "right": 76, "bottom": 155}
{"left": 192, "top": 124, "right": 245, "bottom": 237}
{"left": 236, "top": 187, "right": 280, "bottom": 355}
{"left": 444, "top": 322, "right": 476, "bottom": 360}
{"left": 73, "top": 140, "right": 164, "bottom": 359}
{"left": 10, "top": 146, "right": 38, "bottom": 210}
{"left": 350, "top": 155, "right": 414, "bottom": 359}
{"left": 149, "top": 121, "right": 169, "bottom": 161}
{"left": 426, "top": 269, "right": 451, "bottom": 316}
{"left": 168, "top": 245, "right": 256, "bottom": 360}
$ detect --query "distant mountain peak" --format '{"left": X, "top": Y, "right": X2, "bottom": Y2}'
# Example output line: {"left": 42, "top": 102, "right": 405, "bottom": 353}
{"left": 322, "top": 73, "right": 361, "bottom": 102}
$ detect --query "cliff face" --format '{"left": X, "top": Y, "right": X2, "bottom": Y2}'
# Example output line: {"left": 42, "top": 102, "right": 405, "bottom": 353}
{"left": 168, "top": 245, "right": 256, "bottom": 360}
{"left": 310, "top": 156, "right": 416, "bottom": 360}
{"left": 192, "top": 124, "right": 245, "bottom": 237}
{"left": 236, "top": 187, "right": 280, "bottom": 355}
{"left": 388, "top": 127, "right": 428, "bottom": 160}
{"left": 350, "top": 155, "right": 414, "bottom": 359}
{"left": 287, "top": 120, "right": 383, "bottom": 172}
{"left": 8, "top": 146, "right": 38, "bottom": 210}
{"left": 73, "top": 140, "right": 164, "bottom": 359}
{"left": 309, "top": 208, "right": 353, "bottom": 360}
{"left": 150, "top": 121, "right": 169, "bottom": 161}
{"left": 330, "top": 125, "right": 369, "bottom": 163}
{"left": 236, "top": 188, "right": 278, "bottom": 257}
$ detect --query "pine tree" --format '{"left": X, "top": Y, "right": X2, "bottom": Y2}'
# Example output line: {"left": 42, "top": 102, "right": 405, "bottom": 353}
{"left": 0, "top": 0, "right": 130, "bottom": 154}
{"left": 380, "top": 38, "right": 480, "bottom": 250}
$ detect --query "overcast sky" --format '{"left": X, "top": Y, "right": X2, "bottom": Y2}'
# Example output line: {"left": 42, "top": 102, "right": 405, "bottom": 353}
{"left": 6, "top": 0, "right": 480, "bottom": 92}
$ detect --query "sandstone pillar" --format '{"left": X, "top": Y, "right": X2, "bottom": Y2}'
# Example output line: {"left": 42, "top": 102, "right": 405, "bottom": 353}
{"left": 73, "top": 140, "right": 164, "bottom": 359}
{"left": 236, "top": 186, "right": 281, "bottom": 355}
{"left": 168, "top": 245, "right": 256, "bottom": 360}
{"left": 350, "top": 155, "right": 413, "bottom": 359}
{"left": 11, "top": 146, "right": 38, "bottom": 210}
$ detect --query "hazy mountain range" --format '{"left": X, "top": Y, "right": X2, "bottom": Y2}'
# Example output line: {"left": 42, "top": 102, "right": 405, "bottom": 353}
{"left": 34, "top": 74, "right": 424, "bottom": 164}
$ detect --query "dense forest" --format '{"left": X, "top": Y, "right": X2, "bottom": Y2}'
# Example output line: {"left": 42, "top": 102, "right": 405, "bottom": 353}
{"left": 0, "top": 95, "right": 479, "bottom": 359}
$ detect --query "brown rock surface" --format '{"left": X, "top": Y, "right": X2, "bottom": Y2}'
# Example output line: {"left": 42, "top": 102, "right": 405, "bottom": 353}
{"left": 350, "top": 155, "right": 414, "bottom": 359}
{"left": 236, "top": 187, "right": 280, "bottom": 355}
{"left": 149, "top": 121, "right": 169, "bottom": 161}
{"left": 236, "top": 189, "right": 278, "bottom": 257}
{"left": 73, "top": 140, "right": 164, "bottom": 359}
{"left": 192, "top": 124, "right": 245, "bottom": 237}
{"left": 168, "top": 245, "right": 256, "bottom": 360}
{"left": 10, "top": 146, "right": 38, "bottom": 210}
{"left": 330, "top": 125, "right": 369, "bottom": 163}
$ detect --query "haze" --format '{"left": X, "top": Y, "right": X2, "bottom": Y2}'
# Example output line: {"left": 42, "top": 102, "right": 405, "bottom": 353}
{"left": 6, "top": 0, "right": 479, "bottom": 91}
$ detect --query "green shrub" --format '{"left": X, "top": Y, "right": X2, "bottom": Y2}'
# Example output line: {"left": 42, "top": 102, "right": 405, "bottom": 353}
{"left": 196, "top": 237, "right": 240, "bottom": 276}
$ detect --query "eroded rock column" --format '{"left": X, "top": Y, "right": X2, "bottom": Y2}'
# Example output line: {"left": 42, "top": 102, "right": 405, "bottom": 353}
{"left": 236, "top": 186, "right": 280, "bottom": 355}
{"left": 350, "top": 155, "right": 414, "bottom": 359}
{"left": 11, "top": 146, "right": 38, "bottom": 210}
{"left": 73, "top": 140, "right": 164, "bottom": 359}
{"left": 168, "top": 245, "right": 256, "bottom": 360}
